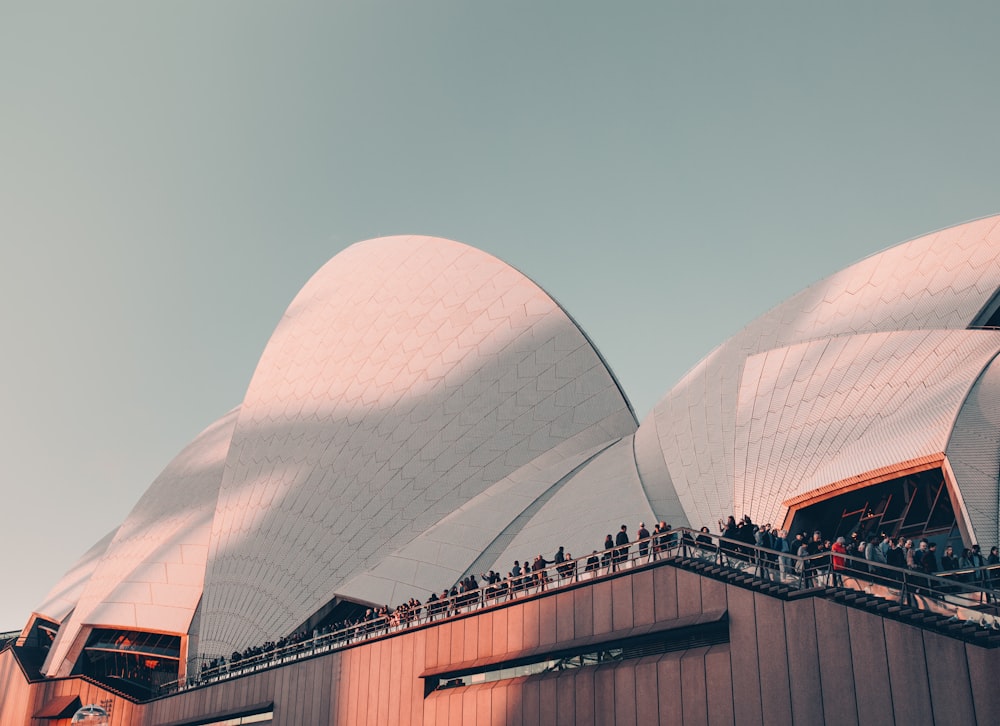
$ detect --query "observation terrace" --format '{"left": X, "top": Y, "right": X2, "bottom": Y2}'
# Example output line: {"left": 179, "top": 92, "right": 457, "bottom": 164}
{"left": 4, "top": 527, "right": 1000, "bottom": 725}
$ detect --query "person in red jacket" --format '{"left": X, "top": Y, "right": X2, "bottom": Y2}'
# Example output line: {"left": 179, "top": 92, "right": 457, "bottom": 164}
{"left": 831, "top": 536, "right": 848, "bottom": 587}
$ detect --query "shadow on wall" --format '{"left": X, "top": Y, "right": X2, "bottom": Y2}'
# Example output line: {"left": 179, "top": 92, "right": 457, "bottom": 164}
{"left": 197, "top": 312, "right": 638, "bottom": 657}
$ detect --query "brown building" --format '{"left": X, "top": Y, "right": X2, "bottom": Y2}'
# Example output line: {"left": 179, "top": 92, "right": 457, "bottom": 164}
{"left": 4, "top": 550, "right": 998, "bottom": 725}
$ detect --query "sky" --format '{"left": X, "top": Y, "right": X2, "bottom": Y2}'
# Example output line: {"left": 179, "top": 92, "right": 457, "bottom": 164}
{"left": 2, "top": 2, "right": 1000, "bottom": 630}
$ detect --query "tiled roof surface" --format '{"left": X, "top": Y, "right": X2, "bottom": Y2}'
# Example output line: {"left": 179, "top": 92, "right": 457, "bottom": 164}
{"left": 644, "top": 215, "right": 1000, "bottom": 532}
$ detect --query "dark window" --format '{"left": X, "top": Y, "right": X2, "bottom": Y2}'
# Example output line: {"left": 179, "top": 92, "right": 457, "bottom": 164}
{"left": 791, "top": 468, "right": 961, "bottom": 550}
{"left": 424, "top": 617, "right": 728, "bottom": 693}
{"left": 76, "top": 629, "right": 181, "bottom": 698}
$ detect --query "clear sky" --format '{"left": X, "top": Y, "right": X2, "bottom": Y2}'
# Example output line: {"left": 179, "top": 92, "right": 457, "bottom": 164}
{"left": 2, "top": 2, "right": 1000, "bottom": 630}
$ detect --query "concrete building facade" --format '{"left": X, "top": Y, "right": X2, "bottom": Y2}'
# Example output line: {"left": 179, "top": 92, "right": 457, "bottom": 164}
{"left": 4, "top": 553, "right": 999, "bottom": 725}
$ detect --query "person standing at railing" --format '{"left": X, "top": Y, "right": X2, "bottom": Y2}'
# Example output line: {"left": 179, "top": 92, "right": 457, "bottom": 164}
{"left": 906, "top": 540, "right": 931, "bottom": 596}
{"left": 425, "top": 591, "right": 440, "bottom": 620}
{"left": 775, "top": 529, "right": 792, "bottom": 578}
{"left": 510, "top": 560, "right": 523, "bottom": 594}
{"left": 559, "top": 552, "right": 576, "bottom": 580}
{"left": 922, "top": 543, "right": 939, "bottom": 581}
{"left": 660, "top": 523, "right": 676, "bottom": 556}
{"left": 481, "top": 570, "right": 502, "bottom": 597}
{"left": 830, "top": 537, "right": 847, "bottom": 586}
{"left": 554, "top": 546, "right": 575, "bottom": 580}
{"left": 695, "top": 526, "right": 713, "bottom": 551}
{"left": 886, "top": 538, "right": 905, "bottom": 585}
{"left": 912, "top": 540, "right": 929, "bottom": 581}
{"left": 879, "top": 532, "right": 892, "bottom": 560}
{"left": 795, "top": 540, "right": 812, "bottom": 587}
{"left": 846, "top": 532, "right": 861, "bottom": 563}
{"left": 737, "top": 515, "right": 756, "bottom": 558}
{"left": 966, "top": 544, "right": 992, "bottom": 602}
{"left": 467, "top": 575, "right": 480, "bottom": 608}
{"left": 970, "top": 543, "right": 986, "bottom": 568}
{"left": 904, "top": 539, "right": 916, "bottom": 569}
{"left": 740, "top": 515, "right": 755, "bottom": 538}
{"left": 719, "top": 516, "right": 738, "bottom": 564}
{"left": 864, "top": 536, "right": 885, "bottom": 565}
{"left": 987, "top": 546, "right": 999, "bottom": 602}
{"left": 864, "top": 535, "right": 887, "bottom": 583}
{"left": 553, "top": 546, "right": 566, "bottom": 575}
{"left": 637, "top": 522, "right": 651, "bottom": 561}
{"left": 614, "top": 525, "right": 630, "bottom": 569}
{"left": 801, "top": 531, "right": 827, "bottom": 587}
{"left": 532, "top": 553, "right": 551, "bottom": 588}
{"left": 719, "top": 515, "right": 737, "bottom": 539}
{"left": 651, "top": 522, "right": 663, "bottom": 559}
{"left": 602, "top": 535, "right": 615, "bottom": 571}
{"left": 754, "top": 524, "right": 774, "bottom": 581}
{"left": 940, "top": 546, "right": 959, "bottom": 571}
{"left": 959, "top": 547, "right": 975, "bottom": 574}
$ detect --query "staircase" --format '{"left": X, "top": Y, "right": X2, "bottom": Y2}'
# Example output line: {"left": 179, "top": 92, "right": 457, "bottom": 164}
{"left": 670, "top": 554, "right": 1000, "bottom": 647}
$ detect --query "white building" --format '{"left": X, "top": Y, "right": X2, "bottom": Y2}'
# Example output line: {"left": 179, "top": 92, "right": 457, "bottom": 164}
{"left": 21, "top": 218, "right": 1000, "bottom": 690}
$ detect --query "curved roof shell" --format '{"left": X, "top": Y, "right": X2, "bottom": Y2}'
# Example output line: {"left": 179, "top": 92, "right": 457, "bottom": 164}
{"left": 947, "top": 354, "right": 1000, "bottom": 546}
{"left": 29, "top": 529, "right": 116, "bottom": 628}
{"left": 196, "top": 236, "right": 637, "bottom": 655}
{"left": 641, "top": 215, "right": 1000, "bottom": 535}
{"left": 43, "top": 409, "right": 238, "bottom": 676}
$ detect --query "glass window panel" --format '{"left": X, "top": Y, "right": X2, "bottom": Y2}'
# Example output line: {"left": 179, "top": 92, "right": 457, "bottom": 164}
{"left": 881, "top": 491, "right": 906, "bottom": 521}
{"left": 928, "top": 485, "right": 956, "bottom": 530}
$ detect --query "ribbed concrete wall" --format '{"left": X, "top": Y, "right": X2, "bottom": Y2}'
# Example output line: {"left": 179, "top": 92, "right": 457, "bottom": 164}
{"left": 0, "top": 649, "right": 141, "bottom": 726}
{"left": 3, "top": 561, "right": 999, "bottom": 725}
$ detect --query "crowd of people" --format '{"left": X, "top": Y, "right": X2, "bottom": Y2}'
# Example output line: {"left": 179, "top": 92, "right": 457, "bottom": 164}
{"left": 199, "top": 520, "right": 684, "bottom": 680}
{"left": 712, "top": 514, "right": 1000, "bottom": 595}
{"left": 193, "top": 514, "right": 1000, "bottom": 688}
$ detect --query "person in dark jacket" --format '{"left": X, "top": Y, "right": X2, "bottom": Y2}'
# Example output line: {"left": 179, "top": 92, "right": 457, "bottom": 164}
{"left": 940, "top": 545, "right": 960, "bottom": 571}
{"left": 885, "top": 538, "right": 906, "bottom": 583}
{"left": 637, "top": 522, "right": 651, "bottom": 560}
{"left": 737, "top": 515, "right": 756, "bottom": 550}
{"left": 602, "top": 534, "right": 615, "bottom": 571}
{"left": 922, "top": 542, "right": 939, "bottom": 575}
{"left": 719, "top": 515, "right": 738, "bottom": 562}
{"left": 614, "top": 525, "right": 630, "bottom": 568}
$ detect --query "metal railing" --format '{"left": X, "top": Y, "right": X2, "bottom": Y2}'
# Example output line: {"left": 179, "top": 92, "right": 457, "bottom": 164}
{"left": 156, "top": 528, "right": 1000, "bottom": 697}
{"left": 671, "top": 530, "right": 1000, "bottom": 622}
{"left": 0, "top": 629, "right": 20, "bottom": 649}
{"left": 158, "top": 535, "right": 686, "bottom": 695}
